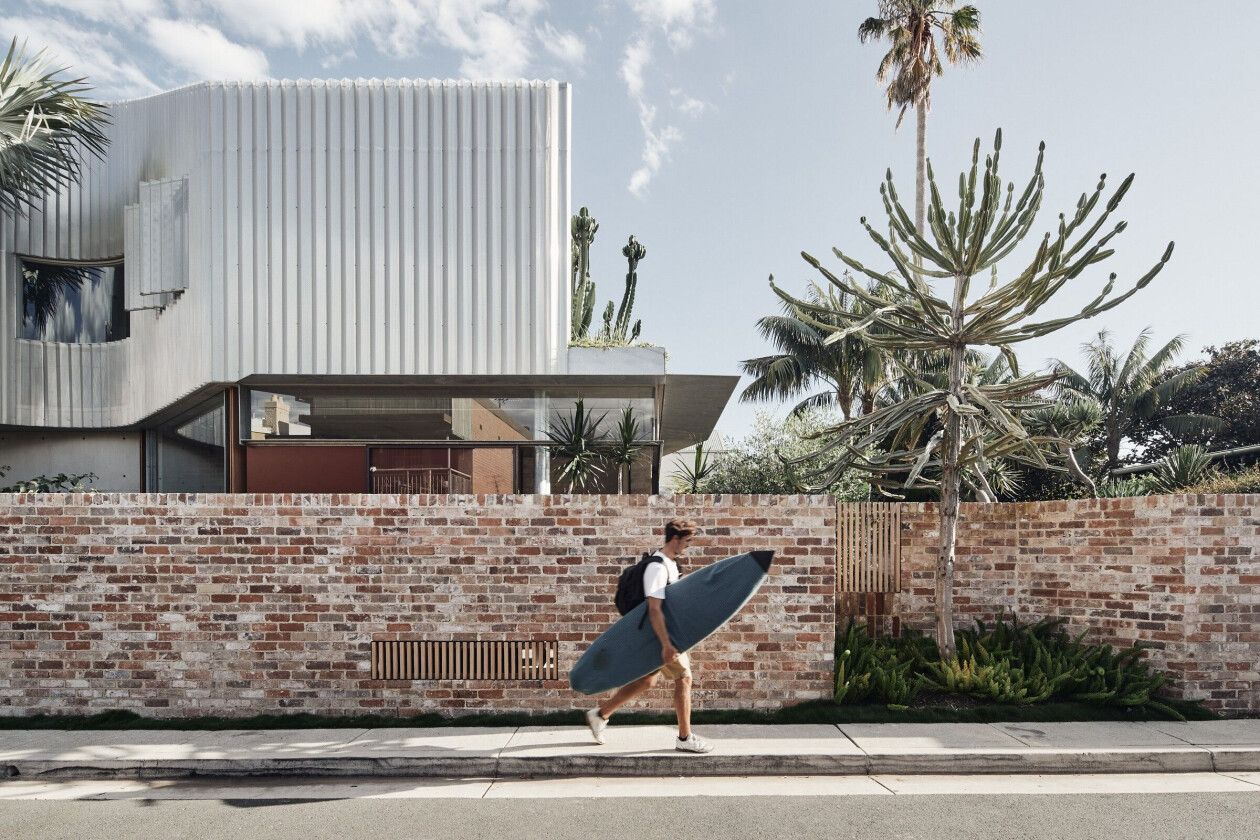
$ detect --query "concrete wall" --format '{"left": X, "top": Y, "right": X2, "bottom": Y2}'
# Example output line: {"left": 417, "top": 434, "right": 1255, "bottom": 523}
{"left": 0, "top": 431, "right": 141, "bottom": 490}
{"left": 0, "top": 494, "right": 835, "bottom": 718}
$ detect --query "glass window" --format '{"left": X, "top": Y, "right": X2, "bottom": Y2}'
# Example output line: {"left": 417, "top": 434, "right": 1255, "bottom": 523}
{"left": 19, "top": 258, "right": 129, "bottom": 343}
{"left": 242, "top": 386, "right": 658, "bottom": 443}
{"left": 146, "top": 394, "right": 226, "bottom": 492}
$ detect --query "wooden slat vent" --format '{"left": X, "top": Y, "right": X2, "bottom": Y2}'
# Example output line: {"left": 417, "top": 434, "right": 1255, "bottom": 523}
{"left": 371, "top": 640, "right": 559, "bottom": 681}
{"left": 838, "top": 502, "right": 901, "bottom": 593}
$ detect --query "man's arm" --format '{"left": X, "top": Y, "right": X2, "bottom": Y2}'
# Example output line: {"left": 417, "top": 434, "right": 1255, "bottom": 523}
{"left": 646, "top": 598, "right": 679, "bottom": 663}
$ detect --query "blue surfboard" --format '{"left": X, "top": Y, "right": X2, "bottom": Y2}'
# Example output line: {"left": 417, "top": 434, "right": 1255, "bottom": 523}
{"left": 569, "top": 550, "right": 774, "bottom": 695}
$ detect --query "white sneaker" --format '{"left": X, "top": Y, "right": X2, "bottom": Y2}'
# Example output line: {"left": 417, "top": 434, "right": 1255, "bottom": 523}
{"left": 586, "top": 708, "right": 608, "bottom": 744}
{"left": 675, "top": 733, "right": 713, "bottom": 753}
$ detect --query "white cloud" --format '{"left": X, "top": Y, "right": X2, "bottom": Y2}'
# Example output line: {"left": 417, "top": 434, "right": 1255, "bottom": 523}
{"left": 439, "top": 7, "right": 535, "bottom": 79}
{"left": 630, "top": 0, "right": 715, "bottom": 49}
{"left": 320, "top": 49, "right": 357, "bottom": 70}
{"left": 537, "top": 22, "right": 586, "bottom": 67}
{"left": 40, "top": 0, "right": 161, "bottom": 24}
{"left": 17, "top": 0, "right": 573, "bottom": 96}
{"left": 1, "top": 14, "right": 161, "bottom": 100}
{"left": 620, "top": 36, "right": 651, "bottom": 99}
{"left": 145, "top": 18, "right": 270, "bottom": 81}
{"left": 670, "top": 87, "right": 709, "bottom": 117}
{"left": 628, "top": 111, "right": 682, "bottom": 197}
{"left": 618, "top": 1, "right": 719, "bottom": 198}
{"left": 187, "top": 0, "right": 351, "bottom": 51}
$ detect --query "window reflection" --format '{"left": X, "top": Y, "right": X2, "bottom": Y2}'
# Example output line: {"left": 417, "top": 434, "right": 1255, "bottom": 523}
{"left": 19, "top": 258, "right": 129, "bottom": 343}
{"left": 243, "top": 388, "right": 657, "bottom": 443}
{"left": 147, "top": 394, "right": 226, "bottom": 492}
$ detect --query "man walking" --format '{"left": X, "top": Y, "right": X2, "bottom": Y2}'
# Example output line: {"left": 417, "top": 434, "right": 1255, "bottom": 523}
{"left": 584, "top": 517, "right": 714, "bottom": 753}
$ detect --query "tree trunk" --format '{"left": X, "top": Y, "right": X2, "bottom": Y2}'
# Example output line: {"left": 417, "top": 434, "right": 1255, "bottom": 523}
{"left": 936, "top": 275, "right": 966, "bottom": 660}
{"left": 915, "top": 98, "right": 927, "bottom": 238}
{"left": 860, "top": 388, "right": 876, "bottom": 417}
{"left": 617, "top": 463, "right": 625, "bottom": 494}
{"left": 1106, "top": 420, "right": 1122, "bottom": 476}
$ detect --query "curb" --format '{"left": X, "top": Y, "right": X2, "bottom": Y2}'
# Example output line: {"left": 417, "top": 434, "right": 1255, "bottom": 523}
{"left": 8, "top": 747, "right": 1260, "bottom": 781}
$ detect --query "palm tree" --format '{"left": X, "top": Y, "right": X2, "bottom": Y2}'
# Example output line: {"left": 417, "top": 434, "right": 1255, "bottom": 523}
{"left": 0, "top": 39, "right": 109, "bottom": 215}
{"left": 858, "top": 1, "right": 982, "bottom": 237}
{"left": 1052, "top": 329, "right": 1220, "bottom": 475}
{"left": 741, "top": 282, "right": 889, "bottom": 421}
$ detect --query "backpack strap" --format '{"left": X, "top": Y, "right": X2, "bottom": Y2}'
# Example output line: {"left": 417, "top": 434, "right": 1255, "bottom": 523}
{"left": 636, "top": 552, "right": 668, "bottom": 631}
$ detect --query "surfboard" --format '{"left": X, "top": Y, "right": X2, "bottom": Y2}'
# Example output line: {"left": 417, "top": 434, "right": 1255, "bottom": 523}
{"left": 568, "top": 549, "right": 774, "bottom": 695}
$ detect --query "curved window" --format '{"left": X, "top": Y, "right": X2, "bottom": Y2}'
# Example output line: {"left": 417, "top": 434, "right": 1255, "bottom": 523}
{"left": 19, "top": 257, "right": 129, "bottom": 343}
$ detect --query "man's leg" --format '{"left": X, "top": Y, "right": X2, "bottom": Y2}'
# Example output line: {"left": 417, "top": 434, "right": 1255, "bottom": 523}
{"left": 673, "top": 671, "right": 692, "bottom": 739}
{"left": 668, "top": 654, "right": 711, "bottom": 753}
{"left": 598, "top": 672, "right": 659, "bottom": 718}
{"left": 586, "top": 672, "right": 661, "bottom": 744}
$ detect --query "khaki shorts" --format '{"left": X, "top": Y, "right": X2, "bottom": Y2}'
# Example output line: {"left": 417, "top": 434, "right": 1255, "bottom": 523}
{"left": 656, "top": 651, "right": 691, "bottom": 681}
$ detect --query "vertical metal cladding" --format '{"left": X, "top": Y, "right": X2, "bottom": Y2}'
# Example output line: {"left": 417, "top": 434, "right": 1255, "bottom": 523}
{"left": 0, "top": 79, "right": 572, "bottom": 428}
{"left": 206, "top": 78, "right": 571, "bottom": 382}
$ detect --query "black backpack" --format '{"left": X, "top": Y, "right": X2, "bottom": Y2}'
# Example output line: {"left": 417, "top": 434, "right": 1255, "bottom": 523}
{"left": 614, "top": 553, "right": 666, "bottom": 615}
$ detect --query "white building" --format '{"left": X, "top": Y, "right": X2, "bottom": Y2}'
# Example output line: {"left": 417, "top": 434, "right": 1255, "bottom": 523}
{"left": 0, "top": 79, "right": 735, "bottom": 493}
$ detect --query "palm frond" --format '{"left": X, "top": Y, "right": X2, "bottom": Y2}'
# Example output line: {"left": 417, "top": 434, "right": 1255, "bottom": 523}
{"left": 0, "top": 38, "right": 110, "bottom": 215}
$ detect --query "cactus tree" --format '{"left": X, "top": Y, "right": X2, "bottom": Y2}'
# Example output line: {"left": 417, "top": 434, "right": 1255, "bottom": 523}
{"left": 571, "top": 207, "right": 599, "bottom": 340}
{"left": 771, "top": 130, "right": 1174, "bottom": 658}
{"left": 601, "top": 235, "right": 644, "bottom": 344}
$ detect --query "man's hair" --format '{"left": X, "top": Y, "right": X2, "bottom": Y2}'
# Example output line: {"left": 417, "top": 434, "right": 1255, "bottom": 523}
{"left": 664, "top": 518, "right": 698, "bottom": 542}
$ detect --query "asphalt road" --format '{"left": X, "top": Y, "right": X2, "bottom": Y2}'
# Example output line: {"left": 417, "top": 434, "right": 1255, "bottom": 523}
{"left": 2, "top": 790, "right": 1258, "bottom": 840}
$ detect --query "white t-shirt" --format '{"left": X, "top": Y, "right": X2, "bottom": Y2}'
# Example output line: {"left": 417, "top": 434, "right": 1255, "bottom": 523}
{"left": 642, "top": 550, "right": 680, "bottom": 601}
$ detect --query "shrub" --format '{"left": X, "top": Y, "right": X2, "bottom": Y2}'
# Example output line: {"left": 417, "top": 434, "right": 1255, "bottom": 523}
{"left": 834, "top": 614, "right": 1188, "bottom": 720}
{"left": 1182, "top": 464, "right": 1260, "bottom": 495}
{"left": 0, "top": 471, "right": 96, "bottom": 493}
{"left": 1146, "top": 445, "right": 1217, "bottom": 494}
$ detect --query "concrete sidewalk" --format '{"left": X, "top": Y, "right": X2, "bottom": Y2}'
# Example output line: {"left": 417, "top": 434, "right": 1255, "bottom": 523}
{"left": 4, "top": 720, "right": 1260, "bottom": 781}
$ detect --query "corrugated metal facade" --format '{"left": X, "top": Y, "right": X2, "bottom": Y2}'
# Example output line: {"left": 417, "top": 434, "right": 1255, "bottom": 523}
{"left": 0, "top": 79, "right": 572, "bottom": 428}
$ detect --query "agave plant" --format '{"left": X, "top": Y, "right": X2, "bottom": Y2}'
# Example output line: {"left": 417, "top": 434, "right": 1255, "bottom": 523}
{"left": 546, "top": 398, "right": 607, "bottom": 492}
{"left": 1146, "top": 444, "right": 1216, "bottom": 495}
{"left": 0, "top": 38, "right": 110, "bottom": 215}
{"left": 1096, "top": 477, "right": 1151, "bottom": 498}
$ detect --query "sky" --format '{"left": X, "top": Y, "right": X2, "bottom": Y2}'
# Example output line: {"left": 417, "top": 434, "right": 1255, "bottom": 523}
{"left": 7, "top": 0, "right": 1260, "bottom": 441}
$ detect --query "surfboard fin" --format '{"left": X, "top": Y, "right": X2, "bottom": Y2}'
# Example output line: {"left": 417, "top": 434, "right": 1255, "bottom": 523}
{"left": 752, "top": 550, "right": 774, "bottom": 572}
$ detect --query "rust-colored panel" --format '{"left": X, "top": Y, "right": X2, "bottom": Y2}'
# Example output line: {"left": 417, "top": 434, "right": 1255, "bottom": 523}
{"left": 246, "top": 445, "right": 367, "bottom": 493}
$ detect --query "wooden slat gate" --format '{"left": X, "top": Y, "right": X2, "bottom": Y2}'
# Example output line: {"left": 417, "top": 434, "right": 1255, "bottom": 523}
{"left": 837, "top": 502, "right": 901, "bottom": 593}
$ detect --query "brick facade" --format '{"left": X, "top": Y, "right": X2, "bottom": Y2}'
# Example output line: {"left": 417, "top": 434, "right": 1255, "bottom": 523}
{"left": 890, "top": 495, "right": 1260, "bottom": 713}
{"left": 0, "top": 494, "right": 836, "bottom": 718}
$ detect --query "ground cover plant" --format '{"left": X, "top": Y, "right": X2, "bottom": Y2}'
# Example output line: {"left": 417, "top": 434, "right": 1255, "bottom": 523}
{"left": 834, "top": 615, "right": 1198, "bottom": 720}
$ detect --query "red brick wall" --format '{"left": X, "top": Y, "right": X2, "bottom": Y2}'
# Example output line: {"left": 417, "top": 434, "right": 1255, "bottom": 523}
{"left": 891, "top": 495, "right": 1260, "bottom": 713}
{"left": 0, "top": 494, "right": 835, "bottom": 718}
